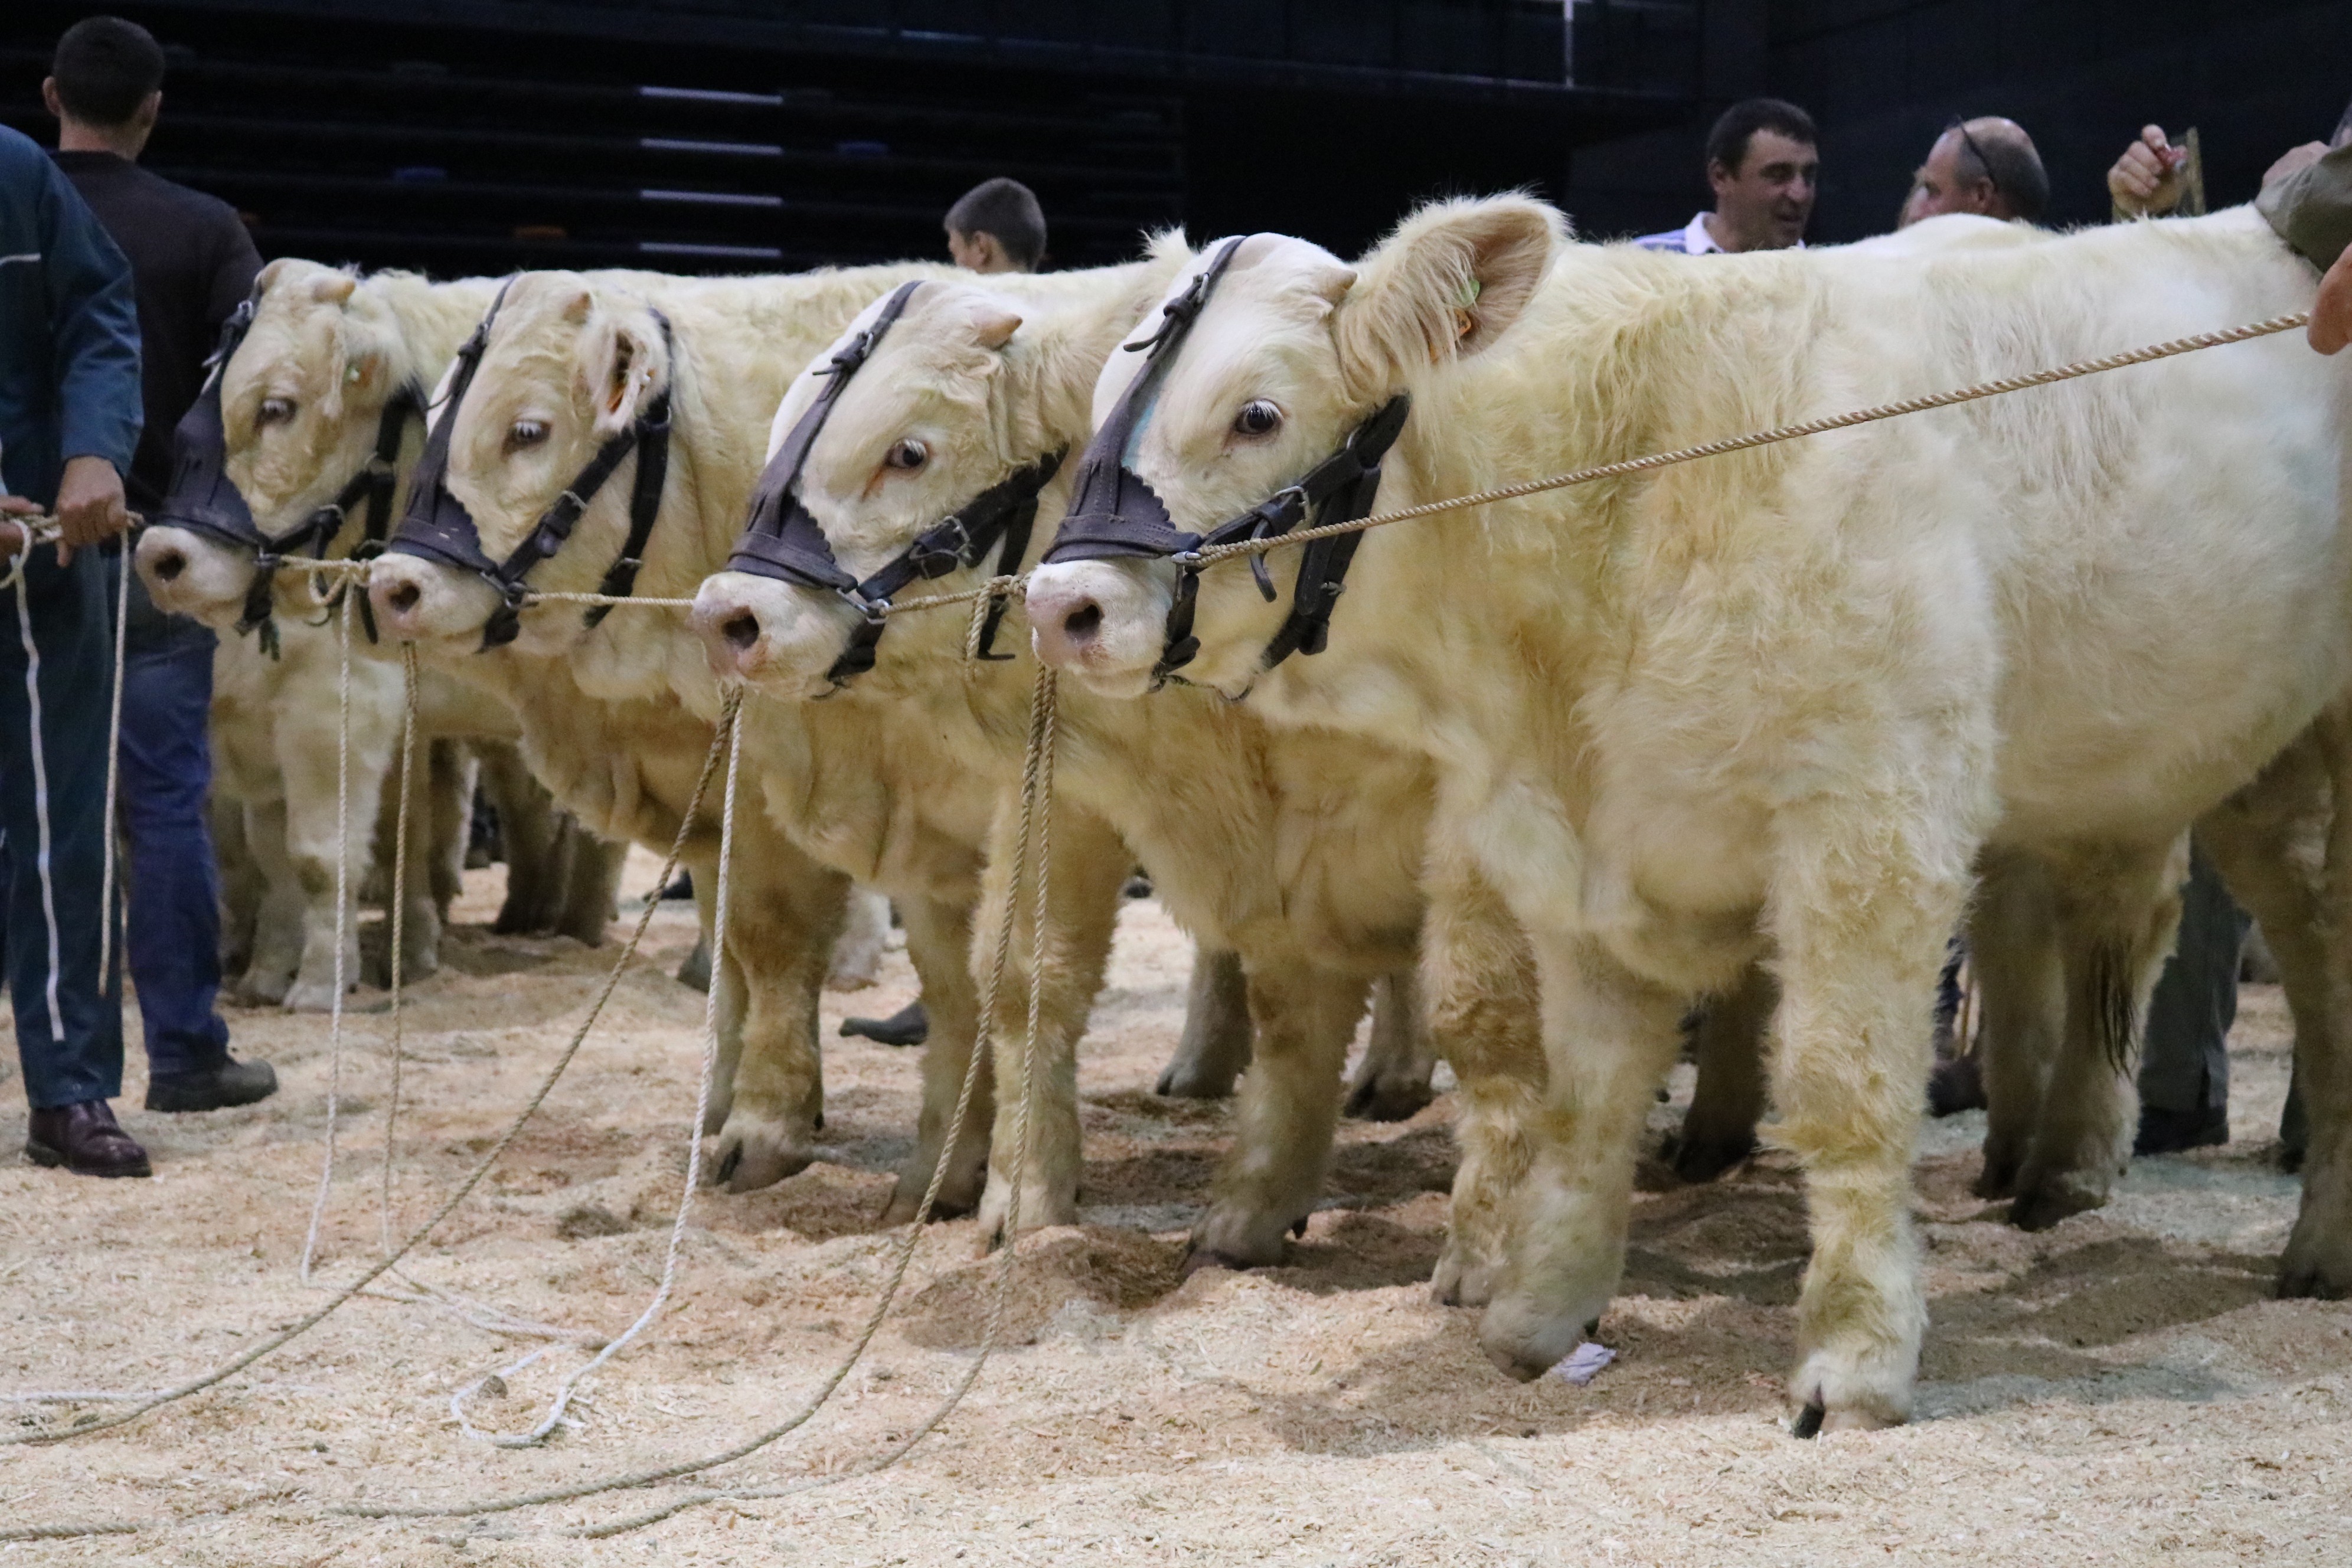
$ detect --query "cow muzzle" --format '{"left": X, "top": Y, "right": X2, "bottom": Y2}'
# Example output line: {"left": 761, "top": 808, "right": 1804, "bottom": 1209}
{"left": 135, "top": 526, "right": 256, "bottom": 629}
{"left": 690, "top": 571, "right": 854, "bottom": 700}
{"left": 1025, "top": 560, "right": 1170, "bottom": 698}
{"left": 367, "top": 554, "right": 500, "bottom": 648}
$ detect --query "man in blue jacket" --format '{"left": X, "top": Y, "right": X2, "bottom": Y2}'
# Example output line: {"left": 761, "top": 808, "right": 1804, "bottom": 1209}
{"left": 1, "top": 121, "right": 149, "bottom": 1177}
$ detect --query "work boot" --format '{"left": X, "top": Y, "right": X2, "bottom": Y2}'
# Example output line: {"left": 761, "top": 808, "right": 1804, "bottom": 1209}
{"left": 2134, "top": 1101, "right": 2229, "bottom": 1155}
{"left": 840, "top": 1001, "right": 929, "bottom": 1047}
{"left": 25, "top": 1101, "right": 152, "bottom": 1178}
{"left": 145, "top": 1056, "right": 279, "bottom": 1113}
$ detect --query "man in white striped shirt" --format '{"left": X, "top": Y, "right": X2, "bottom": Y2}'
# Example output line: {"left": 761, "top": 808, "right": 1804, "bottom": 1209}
{"left": 1633, "top": 98, "right": 1818, "bottom": 256}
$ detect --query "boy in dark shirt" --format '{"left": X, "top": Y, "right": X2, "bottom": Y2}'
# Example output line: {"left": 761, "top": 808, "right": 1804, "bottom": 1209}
{"left": 44, "top": 15, "right": 272, "bottom": 1112}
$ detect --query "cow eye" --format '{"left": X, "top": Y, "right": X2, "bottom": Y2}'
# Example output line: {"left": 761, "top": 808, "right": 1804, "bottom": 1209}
{"left": 257, "top": 397, "right": 295, "bottom": 426}
{"left": 1232, "top": 400, "right": 1282, "bottom": 439}
{"left": 884, "top": 439, "right": 927, "bottom": 472}
{"left": 505, "top": 419, "right": 548, "bottom": 453}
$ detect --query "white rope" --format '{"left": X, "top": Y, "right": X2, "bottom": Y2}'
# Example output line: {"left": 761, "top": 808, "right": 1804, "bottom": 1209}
{"left": 97, "top": 538, "right": 128, "bottom": 992}
{"left": 449, "top": 688, "right": 746, "bottom": 1448}
{"left": 381, "top": 641, "right": 419, "bottom": 1257}
{"left": 299, "top": 589, "right": 357, "bottom": 1284}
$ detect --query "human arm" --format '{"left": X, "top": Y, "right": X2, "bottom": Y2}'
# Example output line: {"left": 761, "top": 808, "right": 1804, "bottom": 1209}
{"left": 2313, "top": 247, "right": 2352, "bottom": 355}
{"left": 37, "top": 155, "right": 140, "bottom": 565}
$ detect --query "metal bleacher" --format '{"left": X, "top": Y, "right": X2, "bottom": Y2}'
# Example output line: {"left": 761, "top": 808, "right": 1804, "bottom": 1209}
{"left": 0, "top": 1, "right": 1701, "bottom": 274}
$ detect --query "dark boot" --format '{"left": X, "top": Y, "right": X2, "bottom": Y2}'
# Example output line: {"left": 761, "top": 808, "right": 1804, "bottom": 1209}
{"left": 145, "top": 1056, "right": 279, "bottom": 1113}
{"left": 840, "top": 1001, "right": 929, "bottom": 1047}
{"left": 26, "top": 1101, "right": 152, "bottom": 1178}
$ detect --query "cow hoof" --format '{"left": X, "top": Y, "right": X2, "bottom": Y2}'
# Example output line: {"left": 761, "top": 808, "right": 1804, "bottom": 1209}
{"left": 1667, "top": 1130, "right": 1756, "bottom": 1184}
{"left": 2276, "top": 1233, "right": 2352, "bottom": 1300}
{"left": 1186, "top": 1205, "right": 1291, "bottom": 1272}
{"left": 2008, "top": 1171, "right": 2110, "bottom": 1232}
{"left": 1972, "top": 1151, "right": 2025, "bottom": 1201}
{"left": 1429, "top": 1246, "right": 1498, "bottom": 1308}
{"left": 282, "top": 979, "right": 344, "bottom": 1013}
{"left": 977, "top": 1180, "right": 1077, "bottom": 1252}
{"left": 878, "top": 1176, "right": 980, "bottom": 1227}
{"left": 1479, "top": 1296, "right": 1598, "bottom": 1384}
{"left": 1155, "top": 1060, "right": 1240, "bottom": 1099}
{"left": 1344, "top": 1073, "right": 1438, "bottom": 1123}
{"left": 707, "top": 1118, "right": 815, "bottom": 1193}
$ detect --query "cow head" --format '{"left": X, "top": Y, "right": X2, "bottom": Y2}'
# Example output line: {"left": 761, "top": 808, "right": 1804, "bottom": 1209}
{"left": 692, "top": 282, "right": 1037, "bottom": 700}
{"left": 1025, "top": 196, "right": 1557, "bottom": 698}
{"left": 368, "top": 272, "right": 672, "bottom": 657}
{"left": 138, "top": 258, "right": 414, "bottom": 628}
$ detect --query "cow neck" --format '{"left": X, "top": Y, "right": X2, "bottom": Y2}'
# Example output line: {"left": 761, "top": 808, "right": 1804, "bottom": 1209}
{"left": 384, "top": 281, "right": 675, "bottom": 651}
{"left": 726, "top": 278, "right": 1064, "bottom": 690}
{"left": 153, "top": 287, "right": 424, "bottom": 656}
{"left": 1038, "top": 236, "right": 1412, "bottom": 689}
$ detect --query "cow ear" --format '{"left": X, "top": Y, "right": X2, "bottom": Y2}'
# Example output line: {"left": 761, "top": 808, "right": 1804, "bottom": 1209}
{"left": 584, "top": 315, "right": 666, "bottom": 439}
{"left": 1332, "top": 197, "right": 1557, "bottom": 392}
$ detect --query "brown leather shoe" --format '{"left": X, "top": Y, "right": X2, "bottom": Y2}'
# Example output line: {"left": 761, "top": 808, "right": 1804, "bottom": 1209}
{"left": 25, "top": 1100, "right": 152, "bottom": 1178}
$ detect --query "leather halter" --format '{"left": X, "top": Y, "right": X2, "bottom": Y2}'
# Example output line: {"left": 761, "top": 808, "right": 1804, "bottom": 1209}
{"left": 1040, "top": 236, "right": 1410, "bottom": 687}
{"left": 726, "top": 279, "right": 1065, "bottom": 688}
{"left": 384, "top": 281, "right": 675, "bottom": 651}
{"left": 153, "top": 289, "right": 422, "bottom": 656}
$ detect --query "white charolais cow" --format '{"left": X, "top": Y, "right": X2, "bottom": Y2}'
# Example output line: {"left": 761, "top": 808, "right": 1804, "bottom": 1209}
{"left": 362, "top": 263, "right": 1435, "bottom": 1231}
{"left": 137, "top": 260, "right": 620, "bottom": 1007}
{"left": 1024, "top": 197, "right": 2351, "bottom": 1429}
{"left": 687, "top": 264, "right": 1532, "bottom": 1283}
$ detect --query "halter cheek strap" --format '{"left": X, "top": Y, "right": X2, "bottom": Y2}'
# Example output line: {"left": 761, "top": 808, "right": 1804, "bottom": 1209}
{"left": 1038, "top": 236, "right": 1410, "bottom": 687}
{"left": 154, "top": 288, "right": 422, "bottom": 656}
{"left": 384, "top": 281, "right": 676, "bottom": 651}
{"left": 725, "top": 279, "right": 1063, "bottom": 688}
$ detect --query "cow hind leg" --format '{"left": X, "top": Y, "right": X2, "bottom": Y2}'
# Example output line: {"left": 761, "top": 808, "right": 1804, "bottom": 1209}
{"left": 476, "top": 742, "right": 563, "bottom": 935}
{"left": 827, "top": 886, "right": 892, "bottom": 991}
{"left": 2009, "top": 840, "right": 2185, "bottom": 1232}
{"left": 1345, "top": 969, "right": 1440, "bottom": 1122}
{"left": 1968, "top": 850, "right": 2063, "bottom": 1200}
{"left": 213, "top": 793, "right": 262, "bottom": 981}
{"left": 553, "top": 821, "right": 625, "bottom": 946}
{"left": 234, "top": 798, "right": 305, "bottom": 1005}
{"left": 1419, "top": 855, "right": 1544, "bottom": 1308}
{"left": 1480, "top": 934, "right": 1685, "bottom": 1380}
{"left": 1668, "top": 961, "right": 1771, "bottom": 1182}
{"left": 1156, "top": 946, "right": 1252, "bottom": 1099}
{"left": 882, "top": 891, "right": 993, "bottom": 1224}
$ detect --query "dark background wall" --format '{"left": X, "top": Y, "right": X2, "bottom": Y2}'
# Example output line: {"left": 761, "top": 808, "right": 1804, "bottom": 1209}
{"left": 3, "top": 1, "right": 2348, "bottom": 273}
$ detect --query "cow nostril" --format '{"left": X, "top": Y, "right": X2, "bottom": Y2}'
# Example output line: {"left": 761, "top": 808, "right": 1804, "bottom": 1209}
{"left": 385, "top": 582, "right": 420, "bottom": 615}
{"left": 721, "top": 612, "right": 760, "bottom": 652}
{"left": 1062, "top": 602, "right": 1102, "bottom": 643}
{"left": 151, "top": 550, "right": 185, "bottom": 583}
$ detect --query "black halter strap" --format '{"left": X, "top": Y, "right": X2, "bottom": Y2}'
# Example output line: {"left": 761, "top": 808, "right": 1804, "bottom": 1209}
{"left": 384, "top": 282, "right": 676, "bottom": 651}
{"left": 726, "top": 279, "right": 1063, "bottom": 687}
{"left": 1040, "top": 236, "right": 1410, "bottom": 686}
{"left": 153, "top": 288, "right": 422, "bottom": 656}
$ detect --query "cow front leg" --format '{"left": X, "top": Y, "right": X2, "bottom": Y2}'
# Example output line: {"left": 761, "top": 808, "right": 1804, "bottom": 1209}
{"left": 2009, "top": 838, "right": 2185, "bottom": 1231}
{"left": 1346, "top": 970, "right": 1440, "bottom": 1122}
{"left": 1670, "top": 961, "right": 1771, "bottom": 1182}
{"left": 1766, "top": 827, "right": 1968, "bottom": 1432}
{"left": 276, "top": 713, "right": 394, "bottom": 1012}
{"left": 1967, "top": 849, "right": 2063, "bottom": 1198}
{"left": 705, "top": 826, "right": 845, "bottom": 1193}
{"left": 1419, "top": 852, "right": 1544, "bottom": 1308}
{"left": 1480, "top": 933, "right": 1684, "bottom": 1378}
{"left": 976, "top": 800, "right": 1130, "bottom": 1247}
{"left": 1156, "top": 945, "right": 1252, "bottom": 1099}
{"left": 882, "top": 890, "right": 993, "bottom": 1224}
{"left": 1186, "top": 959, "right": 1370, "bottom": 1272}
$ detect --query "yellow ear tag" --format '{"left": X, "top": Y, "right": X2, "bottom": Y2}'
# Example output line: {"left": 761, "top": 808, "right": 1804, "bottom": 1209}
{"left": 1451, "top": 277, "right": 1483, "bottom": 344}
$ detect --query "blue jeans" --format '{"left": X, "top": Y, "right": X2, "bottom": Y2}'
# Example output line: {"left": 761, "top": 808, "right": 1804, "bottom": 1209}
{"left": 115, "top": 587, "right": 230, "bottom": 1077}
{"left": 0, "top": 546, "right": 125, "bottom": 1108}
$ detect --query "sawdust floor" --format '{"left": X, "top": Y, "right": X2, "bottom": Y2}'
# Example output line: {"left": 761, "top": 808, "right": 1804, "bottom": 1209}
{"left": 4, "top": 850, "right": 2350, "bottom": 1565}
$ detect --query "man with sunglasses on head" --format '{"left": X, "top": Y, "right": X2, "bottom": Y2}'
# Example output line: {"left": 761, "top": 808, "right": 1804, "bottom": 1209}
{"left": 1899, "top": 116, "right": 2050, "bottom": 228}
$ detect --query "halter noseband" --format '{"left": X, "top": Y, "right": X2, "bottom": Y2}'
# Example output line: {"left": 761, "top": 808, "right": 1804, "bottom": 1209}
{"left": 153, "top": 288, "right": 422, "bottom": 656}
{"left": 383, "top": 280, "right": 676, "bottom": 651}
{"left": 725, "top": 279, "right": 1065, "bottom": 688}
{"left": 1038, "top": 236, "right": 1410, "bottom": 687}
